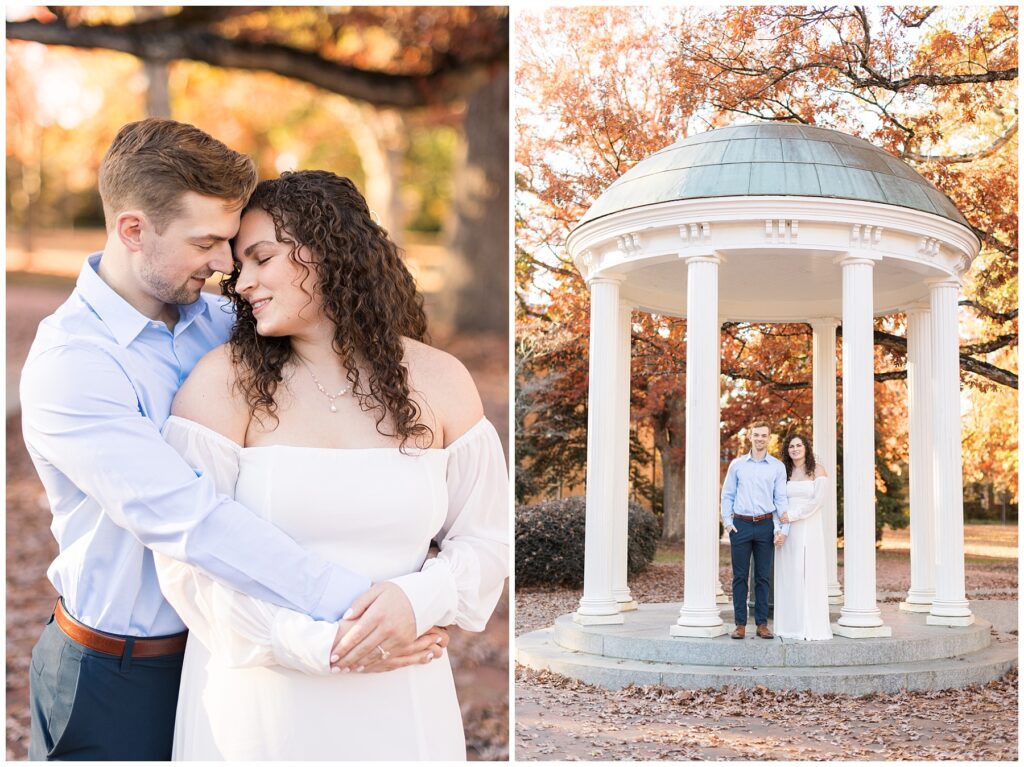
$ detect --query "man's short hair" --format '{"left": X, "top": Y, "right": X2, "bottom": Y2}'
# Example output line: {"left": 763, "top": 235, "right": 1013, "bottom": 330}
{"left": 98, "top": 118, "right": 258, "bottom": 233}
{"left": 749, "top": 421, "right": 772, "bottom": 433}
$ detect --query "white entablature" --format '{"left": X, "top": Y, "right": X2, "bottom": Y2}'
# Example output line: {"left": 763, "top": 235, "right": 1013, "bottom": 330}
{"left": 569, "top": 196, "right": 978, "bottom": 322}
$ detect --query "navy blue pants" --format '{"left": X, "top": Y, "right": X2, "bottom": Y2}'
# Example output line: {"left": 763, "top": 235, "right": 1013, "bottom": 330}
{"left": 29, "top": 610, "right": 184, "bottom": 761}
{"left": 729, "top": 517, "right": 774, "bottom": 626}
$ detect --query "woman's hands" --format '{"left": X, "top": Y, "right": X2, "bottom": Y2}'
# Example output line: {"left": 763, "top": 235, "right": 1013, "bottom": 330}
{"left": 359, "top": 626, "right": 449, "bottom": 673}
{"left": 330, "top": 582, "right": 416, "bottom": 672}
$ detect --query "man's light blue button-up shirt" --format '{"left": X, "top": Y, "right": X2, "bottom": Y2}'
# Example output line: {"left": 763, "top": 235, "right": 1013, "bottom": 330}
{"left": 720, "top": 452, "right": 790, "bottom": 535}
{"left": 20, "top": 253, "right": 370, "bottom": 637}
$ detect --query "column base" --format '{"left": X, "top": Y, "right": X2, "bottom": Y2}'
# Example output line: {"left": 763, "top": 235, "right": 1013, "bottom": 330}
{"left": 831, "top": 622, "right": 892, "bottom": 638}
{"left": 899, "top": 601, "right": 933, "bottom": 613}
{"left": 828, "top": 595, "right": 844, "bottom": 605}
{"left": 670, "top": 623, "right": 730, "bottom": 638}
{"left": 573, "top": 611, "right": 624, "bottom": 626}
{"left": 715, "top": 593, "right": 730, "bottom": 605}
{"left": 927, "top": 614, "right": 974, "bottom": 627}
{"left": 616, "top": 600, "right": 639, "bottom": 612}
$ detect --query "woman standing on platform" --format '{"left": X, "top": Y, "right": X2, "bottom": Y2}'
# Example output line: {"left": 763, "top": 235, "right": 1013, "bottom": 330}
{"left": 774, "top": 434, "right": 833, "bottom": 641}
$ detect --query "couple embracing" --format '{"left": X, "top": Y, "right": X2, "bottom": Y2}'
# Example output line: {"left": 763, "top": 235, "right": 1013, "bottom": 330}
{"left": 721, "top": 422, "right": 833, "bottom": 641}
{"left": 22, "top": 119, "right": 508, "bottom": 761}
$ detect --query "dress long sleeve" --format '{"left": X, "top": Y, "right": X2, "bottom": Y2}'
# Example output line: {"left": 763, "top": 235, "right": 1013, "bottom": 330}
{"left": 153, "top": 417, "right": 337, "bottom": 675}
{"left": 389, "top": 418, "right": 509, "bottom": 637}
{"left": 790, "top": 476, "right": 829, "bottom": 522}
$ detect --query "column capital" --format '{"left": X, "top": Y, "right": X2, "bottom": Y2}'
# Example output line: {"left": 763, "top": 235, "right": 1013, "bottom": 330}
{"left": 926, "top": 276, "right": 961, "bottom": 291}
{"left": 834, "top": 253, "right": 880, "bottom": 268}
{"left": 680, "top": 252, "right": 724, "bottom": 266}
{"left": 904, "top": 300, "right": 931, "bottom": 316}
{"left": 809, "top": 317, "right": 840, "bottom": 331}
{"left": 587, "top": 273, "right": 625, "bottom": 287}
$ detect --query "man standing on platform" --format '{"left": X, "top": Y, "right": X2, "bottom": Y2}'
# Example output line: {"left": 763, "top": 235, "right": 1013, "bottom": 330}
{"left": 721, "top": 422, "right": 789, "bottom": 639}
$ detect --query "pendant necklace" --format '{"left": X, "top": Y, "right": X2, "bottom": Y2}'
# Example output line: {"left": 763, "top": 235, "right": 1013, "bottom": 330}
{"left": 298, "top": 357, "right": 349, "bottom": 413}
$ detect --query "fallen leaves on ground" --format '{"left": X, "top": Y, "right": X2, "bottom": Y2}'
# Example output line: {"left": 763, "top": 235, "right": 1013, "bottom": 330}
{"left": 516, "top": 665, "right": 1018, "bottom": 761}
{"left": 516, "top": 559, "right": 1018, "bottom": 760}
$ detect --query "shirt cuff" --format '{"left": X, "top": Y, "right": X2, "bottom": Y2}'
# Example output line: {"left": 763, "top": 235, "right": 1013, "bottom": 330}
{"left": 311, "top": 568, "right": 372, "bottom": 622}
{"left": 388, "top": 563, "right": 458, "bottom": 637}
{"left": 270, "top": 613, "right": 337, "bottom": 675}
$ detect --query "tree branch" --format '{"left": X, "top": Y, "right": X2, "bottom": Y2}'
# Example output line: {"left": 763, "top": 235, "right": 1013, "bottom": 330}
{"left": 6, "top": 17, "right": 507, "bottom": 108}
{"left": 969, "top": 225, "right": 1018, "bottom": 258}
{"left": 960, "top": 300, "right": 1018, "bottom": 323}
{"left": 903, "top": 118, "right": 1018, "bottom": 164}
{"left": 872, "top": 329, "right": 1018, "bottom": 388}
{"left": 960, "top": 334, "right": 1018, "bottom": 355}
{"left": 892, "top": 7, "right": 939, "bottom": 28}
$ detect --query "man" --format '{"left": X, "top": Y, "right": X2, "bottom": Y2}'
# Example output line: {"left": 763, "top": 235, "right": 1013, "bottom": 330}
{"left": 721, "top": 422, "right": 789, "bottom": 639}
{"left": 21, "top": 119, "right": 439, "bottom": 761}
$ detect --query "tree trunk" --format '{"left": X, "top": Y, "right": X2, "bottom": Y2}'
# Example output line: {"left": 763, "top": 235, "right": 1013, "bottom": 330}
{"left": 654, "top": 393, "right": 686, "bottom": 541}
{"left": 441, "top": 68, "right": 509, "bottom": 333}
{"left": 330, "top": 104, "right": 407, "bottom": 248}
{"left": 144, "top": 60, "right": 171, "bottom": 117}
{"left": 18, "top": 122, "right": 43, "bottom": 263}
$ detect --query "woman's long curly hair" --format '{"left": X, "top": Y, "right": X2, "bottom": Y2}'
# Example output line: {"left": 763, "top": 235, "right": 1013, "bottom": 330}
{"left": 222, "top": 170, "right": 432, "bottom": 449}
{"left": 782, "top": 433, "right": 817, "bottom": 480}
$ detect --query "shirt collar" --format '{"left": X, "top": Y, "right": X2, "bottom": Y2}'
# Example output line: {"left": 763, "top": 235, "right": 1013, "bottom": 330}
{"left": 76, "top": 252, "right": 211, "bottom": 347}
{"left": 743, "top": 451, "right": 773, "bottom": 464}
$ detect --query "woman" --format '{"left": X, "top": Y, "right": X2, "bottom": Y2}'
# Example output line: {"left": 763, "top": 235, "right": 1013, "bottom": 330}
{"left": 152, "top": 170, "right": 508, "bottom": 760}
{"left": 773, "top": 433, "right": 832, "bottom": 641}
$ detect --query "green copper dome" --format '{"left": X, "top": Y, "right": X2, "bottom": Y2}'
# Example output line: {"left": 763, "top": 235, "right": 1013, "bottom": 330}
{"left": 579, "top": 123, "right": 969, "bottom": 228}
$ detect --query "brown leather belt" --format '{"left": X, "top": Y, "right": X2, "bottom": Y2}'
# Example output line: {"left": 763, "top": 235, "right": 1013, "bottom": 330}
{"left": 734, "top": 513, "right": 773, "bottom": 522}
{"left": 54, "top": 599, "right": 188, "bottom": 658}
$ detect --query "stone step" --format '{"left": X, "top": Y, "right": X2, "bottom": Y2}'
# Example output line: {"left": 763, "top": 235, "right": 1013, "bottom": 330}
{"left": 517, "top": 629, "right": 1018, "bottom": 695}
{"left": 554, "top": 603, "right": 993, "bottom": 667}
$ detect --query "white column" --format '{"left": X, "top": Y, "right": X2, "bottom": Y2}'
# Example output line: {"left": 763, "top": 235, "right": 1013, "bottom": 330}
{"left": 715, "top": 314, "right": 728, "bottom": 605}
{"left": 811, "top": 318, "right": 843, "bottom": 606}
{"left": 612, "top": 301, "right": 637, "bottom": 611}
{"left": 927, "top": 279, "right": 973, "bottom": 626}
{"left": 834, "top": 256, "right": 891, "bottom": 637}
{"left": 575, "top": 276, "right": 625, "bottom": 625}
{"left": 672, "top": 255, "right": 728, "bottom": 637}
{"left": 901, "top": 304, "right": 937, "bottom": 612}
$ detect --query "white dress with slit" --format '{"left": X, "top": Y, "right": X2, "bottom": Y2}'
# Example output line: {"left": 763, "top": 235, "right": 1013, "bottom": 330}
{"left": 153, "top": 415, "right": 508, "bottom": 761}
{"left": 773, "top": 477, "right": 833, "bottom": 641}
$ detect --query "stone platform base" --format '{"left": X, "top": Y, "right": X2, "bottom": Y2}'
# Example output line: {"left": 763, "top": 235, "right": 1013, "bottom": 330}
{"left": 899, "top": 601, "right": 933, "bottom": 613}
{"left": 831, "top": 622, "right": 893, "bottom": 638}
{"left": 517, "top": 602, "right": 1017, "bottom": 695}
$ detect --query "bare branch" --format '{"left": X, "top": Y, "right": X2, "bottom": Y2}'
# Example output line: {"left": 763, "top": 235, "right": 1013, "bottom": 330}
{"left": 903, "top": 118, "right": 1018, "bottom": 164}
{"left": 892, "top": 7, "right": 939, "bottom": 28}
{"left": 6, "top": 16, "right": 507, "bottom": 108}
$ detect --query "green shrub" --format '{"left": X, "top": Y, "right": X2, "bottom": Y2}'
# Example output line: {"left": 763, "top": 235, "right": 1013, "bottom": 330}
{"left": 516, "top": 496, "right": 659, "bottom": 588}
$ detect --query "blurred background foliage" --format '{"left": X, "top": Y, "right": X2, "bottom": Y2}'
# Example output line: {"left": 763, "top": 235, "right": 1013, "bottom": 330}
{"left": 7, "top": 4, "right": 509, "bottom": 332}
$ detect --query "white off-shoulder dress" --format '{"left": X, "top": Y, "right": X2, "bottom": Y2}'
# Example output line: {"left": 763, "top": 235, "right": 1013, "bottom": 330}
{"left": 153, "top": 415, "right": 508, "bottom": 761}
{"left": 773, "top": 477, "right": 833, "bottom": 641}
